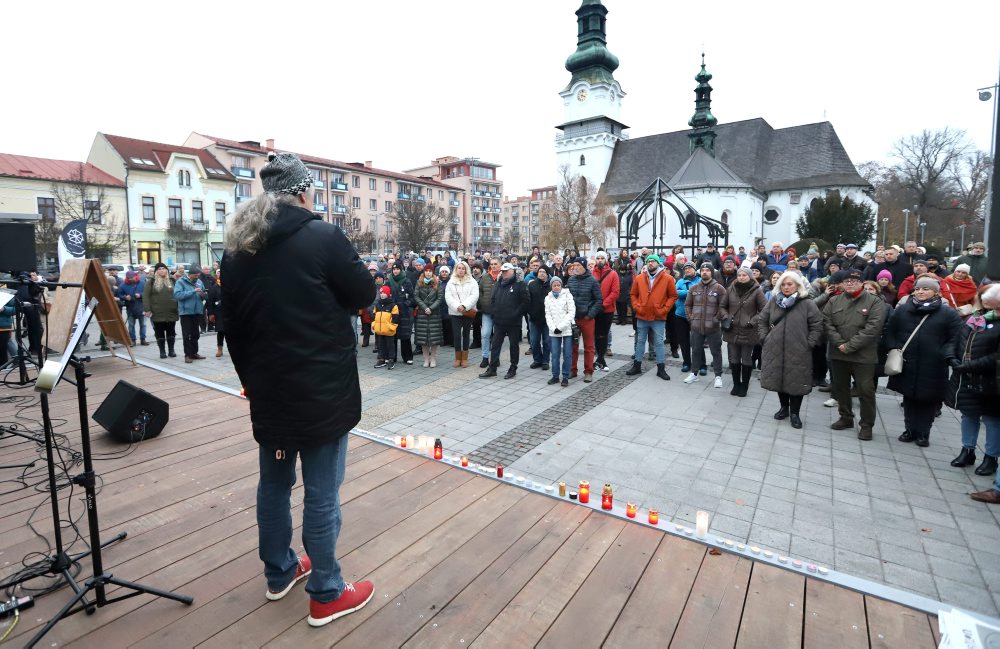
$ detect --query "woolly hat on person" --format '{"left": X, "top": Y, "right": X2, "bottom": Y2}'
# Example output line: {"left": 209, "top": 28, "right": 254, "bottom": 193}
{"left": 736, "top": 266, "right": 753, "bottom": 278}
{"left": 438, "top": 265, "right": 450, "bottom": 275}
{"left": 683, "top": 261, "right": 696, "bottom": 269}
{"left": 645, "top": 254, "right": 661, "bottom": 264}
{"left": 594, "top": 250, "right": 608, "bottom": 259}
{"left": 699, "top": 262, "right": 714, "bottom": 271}
{"left": 367, "top": 262, "right": 379, "bottom": 271}
{"left": 260, "top": 152, "right": 313, "bottom": 195}
{"left": 379, "top": 285, "right": 392, "bottom": 297}
{"left": 154, "top": 262, "right": 168, "bottom": 271}
{"left": 877, "top": 270, "right": 893, "bottom": 282}
{"left": 550, "top": 275, "right": 563, "bottom": 287}
{"left": 915, "top": 276, "right": 941, "bottom": 291}
{"left": 955, "top": 263, "right": 972, "bottom": 274}
{"left": 187, "top": 267, "right": 202, "bottom": 275}
{"left": 574, "top": 256, "right": 588, "bottom": 266}
{"left": 392, "top": 260, "right": 404, "bottom": 271}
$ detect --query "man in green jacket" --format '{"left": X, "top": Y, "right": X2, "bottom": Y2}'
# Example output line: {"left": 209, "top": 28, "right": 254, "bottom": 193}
{"left": 822, "top": 269, "right": 887, "bottom": 440}
{"left": 954, "top": 242, "right": 988, "bottom": 284}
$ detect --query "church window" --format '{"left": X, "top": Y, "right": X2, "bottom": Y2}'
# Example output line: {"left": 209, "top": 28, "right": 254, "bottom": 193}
{"left": 720, "top": 211, "right": 729, "bottom": 225}
{"left": 790, "top": 192, "right": 801, "bottom": 205}
{"left": 763, "top": 208, "right": 780, "bottom": 225}
{"left": 579, "top": 154, "right": 586, "bottom": 166}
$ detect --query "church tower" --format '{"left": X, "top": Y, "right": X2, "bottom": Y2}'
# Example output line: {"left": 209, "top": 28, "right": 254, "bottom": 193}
{"left": 688, "top": 54, "right": 718, "bottom": 155}
{"left": 555, "top": 0, "right": 627, "bottom": 192}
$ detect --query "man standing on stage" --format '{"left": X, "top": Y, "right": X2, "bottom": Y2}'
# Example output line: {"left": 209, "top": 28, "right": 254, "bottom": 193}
{"left": 222, "top": 152, "right": 377, "bottom": 628}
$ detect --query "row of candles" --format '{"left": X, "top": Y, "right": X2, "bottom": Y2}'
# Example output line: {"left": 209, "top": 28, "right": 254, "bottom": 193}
{"left": 388, "top": 434, "right": 830, "bottom": 576}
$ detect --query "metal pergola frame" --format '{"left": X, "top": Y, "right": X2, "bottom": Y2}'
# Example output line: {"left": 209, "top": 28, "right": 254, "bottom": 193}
{"left": 616, "top": 177, "right": 729, "bottom": 259}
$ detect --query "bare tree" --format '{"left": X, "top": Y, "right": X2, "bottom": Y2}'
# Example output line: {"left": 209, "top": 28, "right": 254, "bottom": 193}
{"left": 890, "top": 127, "right": 970, "bottom": 211}
{"left": 41, "top": 164, "right": 128, "bottom": 265}
{"left": 342, "top": 208, "right": 375, "bottom": 254}
{"left": 393, "top": 199, "right": 450, "bottom": 254}
{"left": 541, "top": 165, "right": 610, "bottom": 251}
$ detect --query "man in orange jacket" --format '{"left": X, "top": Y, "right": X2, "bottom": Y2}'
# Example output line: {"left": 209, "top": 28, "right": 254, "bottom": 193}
{"left": 627, "top": 254, "right": 678, "bottom": 379}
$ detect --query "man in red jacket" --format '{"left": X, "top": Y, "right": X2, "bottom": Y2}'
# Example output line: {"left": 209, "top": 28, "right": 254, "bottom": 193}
{"left": 592, "top": 251, "right": 620, "bottom": 371}
{"left": 627, "top": 254, "right": 678, "bottom": 379}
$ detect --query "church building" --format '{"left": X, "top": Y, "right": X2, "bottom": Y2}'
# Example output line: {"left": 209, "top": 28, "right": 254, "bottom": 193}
{"left": 555, "top": 0, "right": 876, "bottom": 254}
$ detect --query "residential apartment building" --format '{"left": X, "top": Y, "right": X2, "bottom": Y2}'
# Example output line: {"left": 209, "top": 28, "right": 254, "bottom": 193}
{"left": 87, "top": 134, "right": 235, "bottom": 267}
{"left": 0, "top": 153, "right": 128, "bottom": 266}
{"left": 185, "top": 134, "right": 465, "bottom": 255}
{"left": 501, "top": 185, "right": 556, "bottom": 256}
{"left": 405, "top": 156, "right": 503, "bottom": 253}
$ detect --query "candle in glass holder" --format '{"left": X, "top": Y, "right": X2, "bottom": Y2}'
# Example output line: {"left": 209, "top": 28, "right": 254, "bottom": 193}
{"left": 601, "top": 484, "right": 613, "bottom": 510}
{"left": 648, "top": 509, "right": 659, "bottom": 525}
{"left": 496, "top": 464, "right": 504, "bottom": 478}
{"left": 394, "top": 436, "right": 403, "bottom": 447}
{"left": 558, "top": 482, "right": 567, "bottom": 497}
{"left": 579, "top": 481, "right": 590, "bottom": 504}
{"left": 626, "top": 503, "right": 637, "bottom": 518}
{"left": 695, "top": 511, "right": 710, "bottom": 538}
{"left": 400, "top": 436, "right": 408, "bottom": 448}
{"left": 433, "top": 439, "right": 443, "bottom": 460}
{"left": 405, "top": 435, "right": 415, "bottom": 449}
{"left": 460, "top": 456, "right": 469, "bottom": 467}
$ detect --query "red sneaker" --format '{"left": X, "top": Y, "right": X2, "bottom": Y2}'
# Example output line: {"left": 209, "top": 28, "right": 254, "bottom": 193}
{"left": 307, "top": 581, "right": 375, "bottom": 627}
{"left": 266, "top": 554, "right": 312, "bottom": 601}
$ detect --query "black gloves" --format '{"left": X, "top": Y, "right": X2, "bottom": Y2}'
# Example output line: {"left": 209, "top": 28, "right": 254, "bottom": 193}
{"left": 948, "top": 358, "right": 962, "bottom": 370}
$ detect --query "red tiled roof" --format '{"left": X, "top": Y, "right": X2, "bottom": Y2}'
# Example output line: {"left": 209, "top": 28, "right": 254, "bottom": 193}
{"left": 102, "top": 133, "right": 234, "bottom": 180}
{"left": 195, "top": 134, "right": 462, "bottom": 192}
{"left": 0, "top": 153, "right": 125, "bottom": 187}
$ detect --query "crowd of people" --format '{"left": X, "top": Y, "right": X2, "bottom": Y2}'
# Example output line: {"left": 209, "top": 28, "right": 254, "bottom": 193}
{"left": 358, "top": 238, "right": 999, "bottom": 506}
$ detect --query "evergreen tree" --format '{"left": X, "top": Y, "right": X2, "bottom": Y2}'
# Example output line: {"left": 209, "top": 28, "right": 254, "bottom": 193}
{"left": 795, "top": 191, "right": 876, "bottom": 248}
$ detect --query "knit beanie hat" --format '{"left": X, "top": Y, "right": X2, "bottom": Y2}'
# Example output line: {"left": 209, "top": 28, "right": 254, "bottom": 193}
{"left": 154, "top": 262, "right": 168, "bottom": 271}
{"left": 914, "top": 276, "right": 940, "bottom": 291}
{"left": 955, "top": 263, "right": 972, "bottom": 274}
{"left": 550, "top": 276, "right": 563, "bottom": 287}
{"left": 736, "top": 266, "right": 752, "bottom": 278}
{"left": 877, "top": 270, "right": 892, "bottom": 282}
{"left": 380, "top": 285, "right": 392, "bottom": 297}
{"left": 260, "top": 152, "right": 313, "bottom": 195}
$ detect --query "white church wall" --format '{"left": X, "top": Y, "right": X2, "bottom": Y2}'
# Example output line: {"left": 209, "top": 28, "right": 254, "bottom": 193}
{"left": 761, "top": 187, "right": 878, "bottom": 251}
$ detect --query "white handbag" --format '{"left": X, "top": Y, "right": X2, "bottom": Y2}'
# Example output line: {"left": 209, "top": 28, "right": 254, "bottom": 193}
{"left": 884, "top": 315, "right": 928, "bottom": 376}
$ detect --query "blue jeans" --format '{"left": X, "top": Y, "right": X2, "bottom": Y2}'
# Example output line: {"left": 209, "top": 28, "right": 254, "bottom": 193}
{"left": 529, "top": 320, "right": 550, "bottom": 364}
{"left": 257, "top": 434, "right": 348, "bottom": 604}
{"left": 960, "top": 413, "right": 1000, "bottom": 456}
{"left": 480, "top": 313, "right": 494, "bottom": 360}
{"left": 127, "top": 312, "right": 147, "bottom": 342}
{"left": 634, "top": 319, "right": 665, "bottom": 364}
{"left": 550, "top": 335, "right": 573, "bottom": 379}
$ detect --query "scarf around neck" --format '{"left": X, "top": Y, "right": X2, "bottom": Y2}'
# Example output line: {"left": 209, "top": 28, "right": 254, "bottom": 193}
{"left": 776, "top": 293, "right": 798, "bottom": 309}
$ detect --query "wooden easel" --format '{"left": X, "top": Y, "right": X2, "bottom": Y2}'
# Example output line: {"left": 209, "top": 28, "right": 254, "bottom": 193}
{"left": 45, "top": 258, "right": 135, "bottom": 363}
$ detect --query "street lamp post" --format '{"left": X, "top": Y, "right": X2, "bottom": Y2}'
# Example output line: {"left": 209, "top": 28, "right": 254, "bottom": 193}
{"left": 958, "top": 223, "right": 967, "bottom": 252}
{"left": 902, "top": 208, "right": 910, "bottom": 243}
{"left": 882, "top": 217, "right": 889, "bottom": 248}
{"left": 980, "top": 82, "right": 998, "bottom": 247}
{"left": 920, "top": 221, "right": 927, "bottom": 245}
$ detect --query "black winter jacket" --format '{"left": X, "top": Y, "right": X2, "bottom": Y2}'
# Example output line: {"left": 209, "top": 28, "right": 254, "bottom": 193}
{"left": 527, "top": 277, "right": 551, "bottom": 324}
{"left": 566, "top": 269, "right": 603, "bottom": 320}
{"left": 222, "top": 204, "right": 376, "bottom": 449}
{"left": 885, "top": 299, "right": 962, "bottom": 401}
{"left": 491, "top": 275, "right": 529, "bottom": 325}
{"left": 946, "top": 315, "right": 1000, "bottom": 415}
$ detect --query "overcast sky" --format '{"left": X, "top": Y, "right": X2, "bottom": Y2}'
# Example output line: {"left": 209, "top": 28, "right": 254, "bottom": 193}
{"left": 3, "top": 0, "right": 997, "bottom": 198}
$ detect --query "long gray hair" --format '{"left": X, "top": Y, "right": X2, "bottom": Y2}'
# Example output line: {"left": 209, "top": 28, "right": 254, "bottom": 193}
{"left": 225, "top": 193, "right": 300, "bottom": 255}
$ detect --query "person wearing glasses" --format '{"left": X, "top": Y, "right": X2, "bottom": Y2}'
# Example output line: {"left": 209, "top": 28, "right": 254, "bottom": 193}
{"left": 822, "top": 269, "right": 887, "bottom": 441}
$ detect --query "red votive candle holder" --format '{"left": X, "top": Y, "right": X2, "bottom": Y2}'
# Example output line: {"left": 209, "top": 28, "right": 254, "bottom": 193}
{"left": 601, "top": 483, "right": 613, "bottom": 510}
{"left": 461, "top": 456, "right": 469, "bottom": 467}
{"left": 579, "top": 481, "right": 590, "bottom": 504}
{"left": 496, "top": 464, "right": 504, "bottom": 478}
{"left": 433, "top": 438, "right": 443, "bottom": 460}
{"left": 626, "top": 503, "right": 637, "bottom": 518}
{"left": 400, "top": 437, "right": 407, "bottom": 448}
{"left": 648, "top": 509, "right": 659, "bottom": 525}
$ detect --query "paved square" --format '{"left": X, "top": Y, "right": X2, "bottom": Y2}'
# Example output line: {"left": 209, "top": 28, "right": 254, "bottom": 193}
{"left": 89, "top": 319, "right": 1000, "bottom": 617}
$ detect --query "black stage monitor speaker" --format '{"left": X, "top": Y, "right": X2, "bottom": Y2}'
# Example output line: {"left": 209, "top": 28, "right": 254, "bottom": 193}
{"left": 0, "top": 222, "right": 37, "bottom": 271}
{"left": 93, "top": 380, "right": 169, "bottom": 443}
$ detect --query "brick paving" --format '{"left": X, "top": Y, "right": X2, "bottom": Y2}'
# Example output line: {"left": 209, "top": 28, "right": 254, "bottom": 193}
{"left": 81, "top": 317, "right": 1000, "bottom": 617}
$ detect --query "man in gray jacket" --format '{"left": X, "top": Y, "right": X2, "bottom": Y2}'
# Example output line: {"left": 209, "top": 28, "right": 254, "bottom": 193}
{"left": 683, "top": 262, "right": 726, "bottom": 388}
{"left": 822, "top": 269, "right": 887, "bottom": 440}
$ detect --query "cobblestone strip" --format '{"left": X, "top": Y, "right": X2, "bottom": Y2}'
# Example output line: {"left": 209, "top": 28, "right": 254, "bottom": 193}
{"left": 468, "top": 364, "right": 637, "bottom": 467}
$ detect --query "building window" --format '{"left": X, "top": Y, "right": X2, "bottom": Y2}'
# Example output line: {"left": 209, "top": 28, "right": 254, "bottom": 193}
{"left": 369, "top": 178, "right": 377, "bottom": 190}
{"left": 314, "top": 191, "right": 326, "bottom": 207}
{"left": 385, "top": 201, "right": 393, "bottom": 212}
{"left": 232, "top": 154, "right": 250, "bottom": 168}
{"left": 168, "top": 198, "right": 182, "bottom": 224}
{"left": 384, "top": 180, "right": 391, "bottom": 192}
{"left": 192, "top": 200, "right": 204, "bottom": 223}
{"left": 369, "top": 199, "right": 377, "bottom": 210}
{"left": 37, "top": 197, "right": 56, "bottom": 221}
{"left": 175, "top": 242, "right": 200, "bottom": 266}
{"left": 84, "top": 200, "right": 102, "bottom": 224}
{"left": 352, "top": 175, "right": 360, "bottom": 188}
{"left": 352, "top": 197, "right": 360, "bottom": 209}
{"left": 178, "top": 169, "right": 191, "bottom": 187}
{"left": 789, "top": 192, "right": 801, "bottom": 205}
{"left": 215, "top": 202, "right": 226, "bottom": 224}
{"left": 580, "top": 155, "right": 586, "bottom": 166}
{"left": 763, "top": 208, "right": 780, "bottom": 225}
{"left": 237, "top": 183, "right": 252, "bottom": 199}
{"left": 311, "top": 168, "right": 325, "bottom": 182}
{"left": 140, "top": 196, "right": 155, "bottom": 222}
{"left": 438, "top": 190, "right": 444, "bottom": 201}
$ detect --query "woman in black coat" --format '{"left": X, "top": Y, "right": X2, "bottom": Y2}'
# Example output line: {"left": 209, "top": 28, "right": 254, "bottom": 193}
{"left": 946, "top": 284, "right": 1000, "bottom": 476}
{"left": 614, "top": 252, "right": 633, "bottom": 324}
{"left": 527, "top": 266, "right": 552, "bottom": 369}
{"left": 207, "top": 269, "right": 227, "bottom": 357}
{"left": 387, "top": 261, "right": 416, "bottom": 364}
{"left": 886, "top": 276, "right": 962, "bottom": 447}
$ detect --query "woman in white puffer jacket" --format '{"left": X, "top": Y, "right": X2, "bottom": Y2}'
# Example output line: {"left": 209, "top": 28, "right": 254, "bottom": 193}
{"left": 544, "top": 275, "right": 577, "bottom": 386}
{"left": 444, "top": 261, "right": 480, "bottom": 367}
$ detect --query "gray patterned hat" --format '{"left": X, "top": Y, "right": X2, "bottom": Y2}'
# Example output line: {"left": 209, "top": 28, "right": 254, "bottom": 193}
{"left": 260, "top": 152, "right": 313, "bottom": 195}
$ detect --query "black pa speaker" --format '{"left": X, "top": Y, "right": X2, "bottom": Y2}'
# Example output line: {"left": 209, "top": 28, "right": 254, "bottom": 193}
{"left": 0, "top": 223, "right": 37, "bottom": 272}
{"left": 93, "top": 380, "right": 169, "bottom": 443}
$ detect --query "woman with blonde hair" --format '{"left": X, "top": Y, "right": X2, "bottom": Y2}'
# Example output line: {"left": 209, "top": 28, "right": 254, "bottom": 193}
{"left": 143, "top": 262, "right": 179, "bottom": 358}
{"left": 757, "top": 271, "right": 823, "bottom": 428}
{"left": 444, "top": 260, "right": 479, "bottom": 367}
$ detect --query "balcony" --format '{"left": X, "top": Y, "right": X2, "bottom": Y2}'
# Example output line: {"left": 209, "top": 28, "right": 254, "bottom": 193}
{"left": 231, "top": 166, "right": 255, "bottom": 179}
{"left": 397, "top": 192, "right": 411, "bottom": 200}
{"left": 331, "top": 181, "right": 348, "bottom": 192}
{"left": 333, "top": 205, "right": 348, "bottom": 214}
{"left": 313, "top": 204, "right": 327, "bottom": 213}
{"left": 451, "top": 217, "right": 460, "bottom": 225}
{"left": 492, "top": 192, "right": 502, "bottom": 198}
{"left": 415, "top": 195, "right": 426, "bottom": 202}
{"left": 473, "top": 190, "right": 485, "bottom": 197}
{"left": 449, "top": 200, "right": 460, "bottom": 207}
{"left": 314, "top": 180, "right": 326, "bottom": 189}
{"left": 494, "top": 207, "right": 502, "bottom": 213}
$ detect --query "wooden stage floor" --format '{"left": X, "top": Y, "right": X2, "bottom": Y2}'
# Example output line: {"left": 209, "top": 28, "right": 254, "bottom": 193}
{"left": 0, "top": 357, "right": 941, "bottom": 647}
